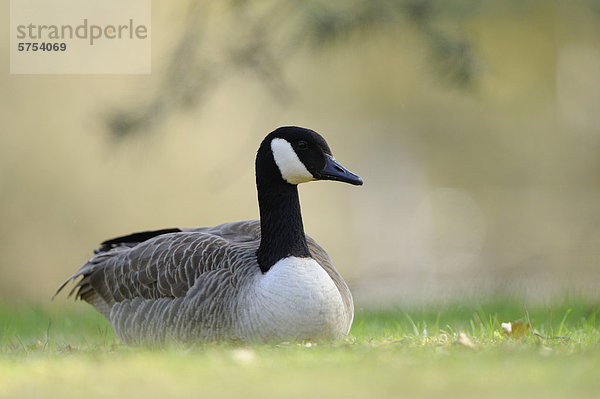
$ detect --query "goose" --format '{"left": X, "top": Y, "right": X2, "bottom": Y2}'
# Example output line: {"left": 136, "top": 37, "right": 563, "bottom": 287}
{"left": 55, "top": 126, "right": 363, "bottom": 344}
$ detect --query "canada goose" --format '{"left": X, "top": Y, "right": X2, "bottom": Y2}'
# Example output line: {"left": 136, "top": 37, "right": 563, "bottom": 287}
{"left": 56, "top": 126, "right": 362, "bottom": 344}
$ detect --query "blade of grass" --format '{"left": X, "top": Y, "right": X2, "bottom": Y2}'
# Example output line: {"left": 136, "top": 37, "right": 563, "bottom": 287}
{"left": 557, "top": 308, "right": 572, "bottom": 337}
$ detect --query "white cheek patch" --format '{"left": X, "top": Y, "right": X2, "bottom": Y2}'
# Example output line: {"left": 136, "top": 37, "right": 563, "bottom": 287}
{"left": 271, "top": 138, "right": 315, "bottom": 184}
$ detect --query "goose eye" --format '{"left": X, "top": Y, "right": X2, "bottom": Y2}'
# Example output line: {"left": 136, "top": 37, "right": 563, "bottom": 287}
{"left": 297, "top": 141, "right": 308, "bottom": 150}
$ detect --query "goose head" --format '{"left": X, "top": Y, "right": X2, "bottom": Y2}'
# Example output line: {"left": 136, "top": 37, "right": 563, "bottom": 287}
{"left": 256, "top": 126, "right": 363, "bottom": 187}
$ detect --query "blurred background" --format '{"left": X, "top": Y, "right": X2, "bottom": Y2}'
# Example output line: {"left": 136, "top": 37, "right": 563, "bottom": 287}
{"left": 1, "top": 0, "right": 599, "bottom": 306}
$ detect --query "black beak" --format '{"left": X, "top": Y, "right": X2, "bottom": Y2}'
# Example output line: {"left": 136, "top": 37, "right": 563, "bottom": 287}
{"left": 316, "top": 154, "right": 363, "bottom": 186}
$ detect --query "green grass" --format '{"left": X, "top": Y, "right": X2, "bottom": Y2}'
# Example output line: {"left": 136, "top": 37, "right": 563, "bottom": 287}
{"left": 1, "top": 299, "right": 599, "bottom": 399}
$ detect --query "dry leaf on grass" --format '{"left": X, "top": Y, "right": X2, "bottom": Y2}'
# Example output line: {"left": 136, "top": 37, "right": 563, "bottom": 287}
{"left": 454, "top": 332, "right": 476, "bottom": 348}
{"left": 501, "top": 320, "right": 530, "bottom": 338}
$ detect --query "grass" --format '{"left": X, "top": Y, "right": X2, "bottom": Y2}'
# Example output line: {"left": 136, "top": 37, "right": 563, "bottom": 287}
{"left": 1, "top": 299, "right": 599, "bottom": 399}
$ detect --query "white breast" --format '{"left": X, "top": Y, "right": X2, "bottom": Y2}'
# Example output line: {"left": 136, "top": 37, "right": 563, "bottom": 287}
{"left": 240, "top": 256, "right": 347, "bottom": 341}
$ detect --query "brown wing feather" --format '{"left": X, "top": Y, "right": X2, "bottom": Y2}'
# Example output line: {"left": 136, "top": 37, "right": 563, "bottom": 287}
{"left": 56, "top": 222, "right": 259, "bottom": 305}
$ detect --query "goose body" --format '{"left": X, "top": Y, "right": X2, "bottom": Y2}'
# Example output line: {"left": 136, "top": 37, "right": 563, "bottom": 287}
{"left": 56, "top": 126, "right": 362, "bottom": 344}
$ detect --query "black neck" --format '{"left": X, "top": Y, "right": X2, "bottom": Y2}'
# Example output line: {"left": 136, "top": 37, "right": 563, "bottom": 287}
{"left": 256, "top": 182, "right": 311, "bottom": 273}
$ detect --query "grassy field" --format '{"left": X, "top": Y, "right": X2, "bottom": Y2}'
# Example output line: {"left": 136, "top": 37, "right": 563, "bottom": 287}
{"left": 1, "top": 299, "right": 599, "bottom": 399}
